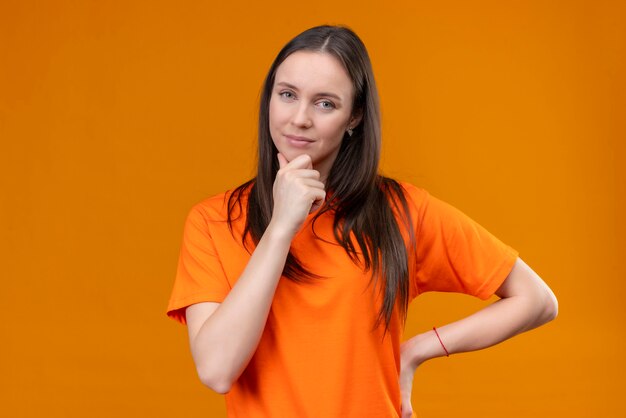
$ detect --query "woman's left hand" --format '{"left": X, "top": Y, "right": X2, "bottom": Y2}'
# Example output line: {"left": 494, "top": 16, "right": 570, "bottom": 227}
{"left": 399, "top": 341, "right": 419, "bottom": 418}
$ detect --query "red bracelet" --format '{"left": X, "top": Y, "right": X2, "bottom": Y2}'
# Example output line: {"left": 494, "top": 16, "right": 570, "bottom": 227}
{"left": 433, "top": 327, "right": 450, "bottom": 357}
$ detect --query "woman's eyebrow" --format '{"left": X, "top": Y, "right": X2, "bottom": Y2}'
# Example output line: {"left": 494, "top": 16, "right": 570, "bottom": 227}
{"left": 275, "top": 81, "right": 343, "bottom": 102}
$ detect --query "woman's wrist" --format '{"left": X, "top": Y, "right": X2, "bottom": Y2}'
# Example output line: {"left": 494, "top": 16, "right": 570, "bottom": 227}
{"left": 264, "top": 219, "right": 297, "bottom": 243}
{"left": 402, "top": 329, "right": 449, "bottom": 368}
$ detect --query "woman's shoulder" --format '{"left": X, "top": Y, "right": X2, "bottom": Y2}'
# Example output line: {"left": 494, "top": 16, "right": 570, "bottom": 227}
{"left": 380, "top": 177, "right": 431, "bottom": 207}
{"left": 187, "top": 181, "right": 253, "bottom": 223}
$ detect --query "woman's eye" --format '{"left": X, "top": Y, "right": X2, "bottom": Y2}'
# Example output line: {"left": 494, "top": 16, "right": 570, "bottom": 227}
{"left": 318, "top": 100, "right": 335, "bottom": 110}
{"left": 279, "top": 91, "right": 295, "bottom": 100}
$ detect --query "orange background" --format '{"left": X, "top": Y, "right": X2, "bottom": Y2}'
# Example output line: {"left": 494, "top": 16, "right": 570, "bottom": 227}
{"left": 1, "top": 1, "right": 624, "bottom": 417}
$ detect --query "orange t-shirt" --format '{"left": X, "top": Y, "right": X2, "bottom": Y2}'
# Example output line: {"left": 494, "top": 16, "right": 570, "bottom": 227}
{"left": 167, "top": 182, "right": 519, "bottom": 417}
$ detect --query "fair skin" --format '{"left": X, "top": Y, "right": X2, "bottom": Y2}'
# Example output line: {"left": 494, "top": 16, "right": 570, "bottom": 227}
{"left": 184, "top": 51, "right": 559, "bottom": 417}
{"left": 269, "top": 50, "right": 362, "bottom": 183}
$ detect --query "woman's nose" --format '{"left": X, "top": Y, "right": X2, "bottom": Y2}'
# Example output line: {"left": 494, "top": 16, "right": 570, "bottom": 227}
{"left": 291, "top": 102, "right": 312, "bottom": 128}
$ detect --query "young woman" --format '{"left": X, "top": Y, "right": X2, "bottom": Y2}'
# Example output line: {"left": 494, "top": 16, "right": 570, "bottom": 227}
{"left": 167, "top": 25, "right": 558, "bottom": 418}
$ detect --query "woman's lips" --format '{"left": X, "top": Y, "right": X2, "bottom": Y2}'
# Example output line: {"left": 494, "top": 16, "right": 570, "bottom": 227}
{"left": 285, "top": 134, "right": 314, "bottom": 147}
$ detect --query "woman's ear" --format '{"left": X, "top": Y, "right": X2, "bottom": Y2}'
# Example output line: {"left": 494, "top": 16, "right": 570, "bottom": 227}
{"left": 349, "top": 108, "right": 363, "bottom": 129}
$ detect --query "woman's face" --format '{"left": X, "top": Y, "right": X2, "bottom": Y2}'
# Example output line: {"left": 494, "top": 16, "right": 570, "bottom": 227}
{"left": 269, "top": 51, "right": 360, "bottom": 181}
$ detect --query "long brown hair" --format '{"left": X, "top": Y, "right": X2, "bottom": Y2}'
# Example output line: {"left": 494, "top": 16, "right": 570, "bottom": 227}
{"left": 228, "top": 25, "right": 414, "bottom": 332}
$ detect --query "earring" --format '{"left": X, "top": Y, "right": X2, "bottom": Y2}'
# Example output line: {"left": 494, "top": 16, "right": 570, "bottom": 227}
{"left": 347, "top": 127, "right": 354, "bottom": 137}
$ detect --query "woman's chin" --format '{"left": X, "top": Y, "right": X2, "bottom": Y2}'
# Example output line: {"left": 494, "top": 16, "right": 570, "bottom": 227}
{"left": 277, "top": 150, "right": 312, "bottom": 164}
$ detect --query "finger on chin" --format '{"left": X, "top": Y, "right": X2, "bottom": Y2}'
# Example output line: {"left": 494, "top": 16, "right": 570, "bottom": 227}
{"left": 290, "top": 153, "right": 312, "bottom": 168}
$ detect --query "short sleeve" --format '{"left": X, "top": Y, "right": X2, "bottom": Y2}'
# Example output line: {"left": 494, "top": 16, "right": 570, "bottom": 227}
{"left": 409, "top": 187, "right": 519, "bottom": 300}
{"left": 166, "top": 204, "right": 232, "bottom": 324}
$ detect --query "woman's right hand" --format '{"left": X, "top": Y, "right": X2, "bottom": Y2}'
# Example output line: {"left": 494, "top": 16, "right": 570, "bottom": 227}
{"left": 270, "top": 153, "right": 326, "bottom": 238}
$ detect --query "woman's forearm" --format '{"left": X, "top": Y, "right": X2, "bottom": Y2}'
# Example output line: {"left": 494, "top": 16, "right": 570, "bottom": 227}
{"left": 189, "top": 222, "right": 293, "bottom": 393}
{"left": 402, "top": 259, "right": 558, "bottom": 368}
{"left": 403, "top": 295, "right": 556, "bottom": 367}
